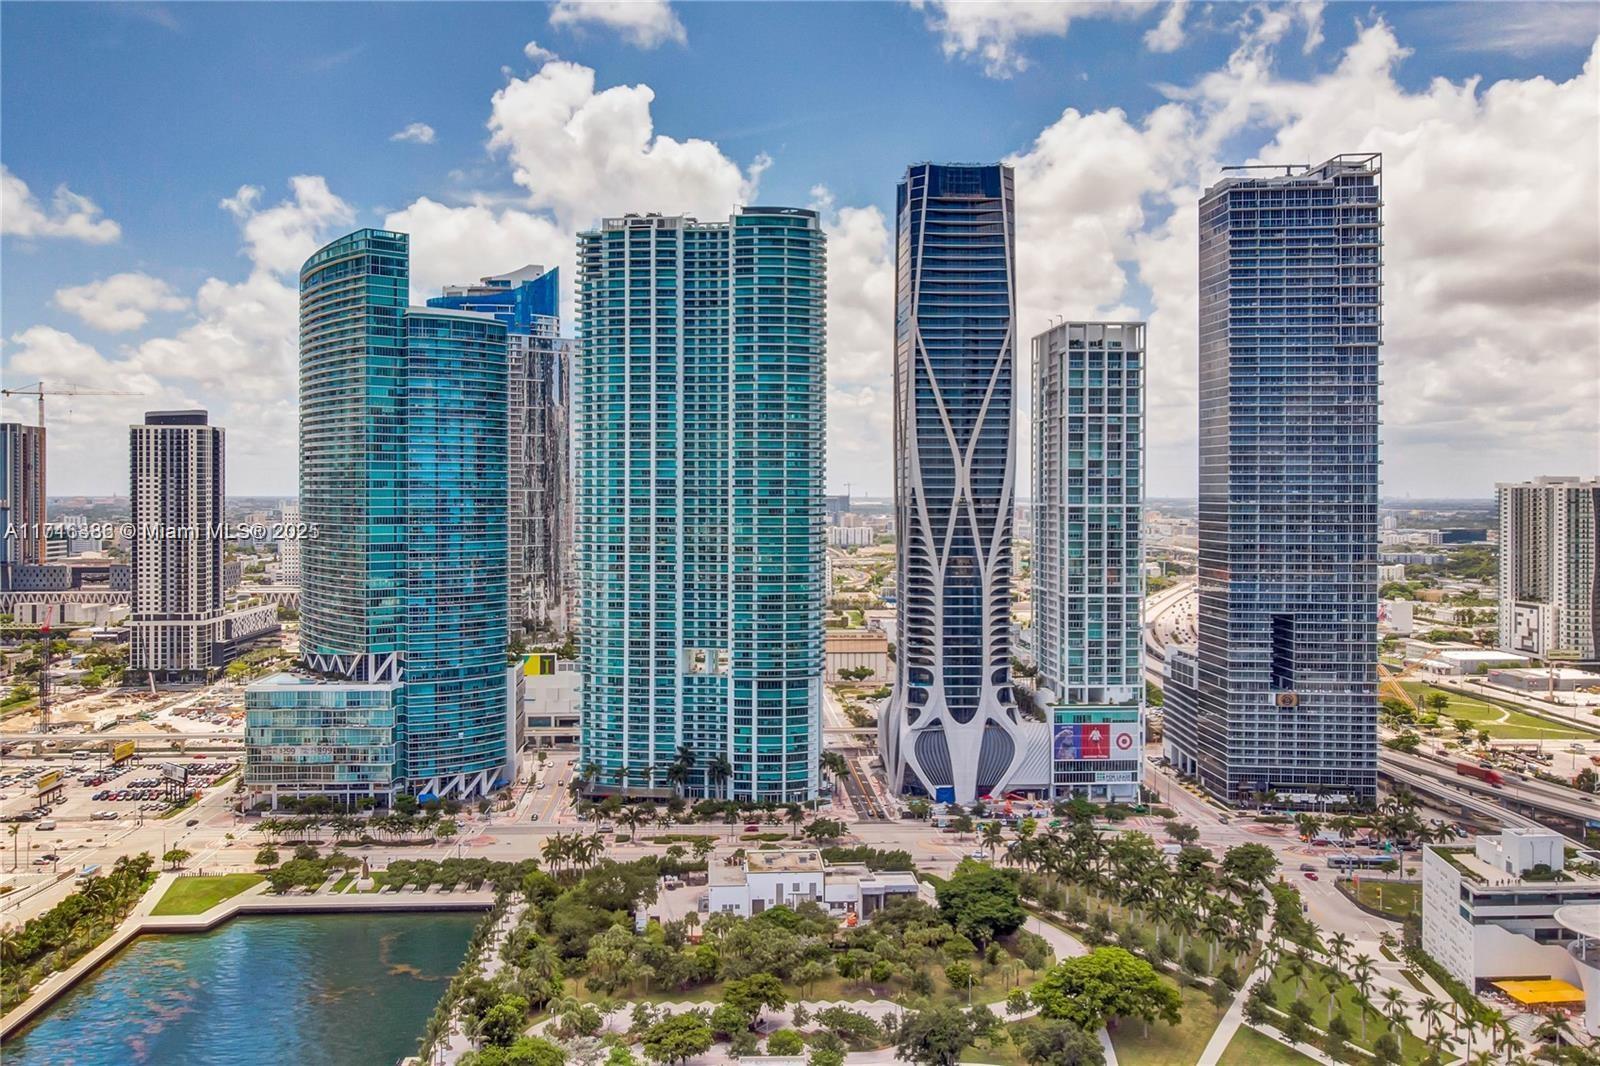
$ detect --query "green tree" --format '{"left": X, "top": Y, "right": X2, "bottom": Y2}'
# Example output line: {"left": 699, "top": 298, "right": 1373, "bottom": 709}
{"left": 766, "top": 1030, "right": 805, "bottom": 1056}
{"left": 162, "top": 848, "right": 192, "bottom": 870}
{"left": 1015, "top": 1020, "right": 1106, "bottom": 1066}
{"left": 935, "top": 861, "right": 1026, "bottom": 945}
{"left": 642, "top": 1011, "right": 714, "bottom": 1066}
{"left": 463, "top": 1037, "right": 567, "bottom": 1066}
{"left": 480, "top": 996, "right": 531, "bottom": 1047}
{"left": 1030, "top": 947, "right": 1182, "bottom": 1037}
{"left": 893, "top": 1006, "right": 983, "bottom": 1066}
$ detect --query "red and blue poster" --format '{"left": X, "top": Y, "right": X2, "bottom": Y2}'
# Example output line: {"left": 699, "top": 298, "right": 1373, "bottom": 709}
{"left": 1052, "top": 722, "right": 1113, "bottom": 761}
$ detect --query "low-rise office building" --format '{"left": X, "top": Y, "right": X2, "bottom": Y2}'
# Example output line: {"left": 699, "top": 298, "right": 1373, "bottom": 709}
{"left": 705, "top": 849, "right": 922, "bottom": 919}
{"left": 824, "top": 631, "right": 890, "bottom": 682}
{"left": 1422, "top": 829, "right": 1600, "bottom": 989}
{"left": 243, "top": 672, "right": 402, "bottom": 809}
{"left": 522, "top": 651, "right": 579, "bottom": 748}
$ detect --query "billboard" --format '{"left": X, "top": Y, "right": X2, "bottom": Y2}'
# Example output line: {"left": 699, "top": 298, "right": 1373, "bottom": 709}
{"left": 523, "top": 653, "right": 556, "bottom": 677}
{"left": 1052, "top": 722, "right": 1139, "bottom": 762}
{"left": 111, "top": 740, "right": 136, "bottom": 765}
{"left": 35, "top": 770, "right": 62, "bottom": 797}
{"left": 160, "top": 762, "right": 189, "bottom": 787}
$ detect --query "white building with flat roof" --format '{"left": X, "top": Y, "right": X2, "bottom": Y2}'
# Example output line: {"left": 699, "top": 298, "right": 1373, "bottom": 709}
{"left": 1422, "top": 830, "right": 1600, "bottom": 989}
{"left": 704, "top": 849, "right": 921, "bottom": 920}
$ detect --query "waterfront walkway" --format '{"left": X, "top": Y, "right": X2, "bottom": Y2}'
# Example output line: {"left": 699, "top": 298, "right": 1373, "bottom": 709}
{"left": 437, "top": 896, "right": 528, "bottom": 1065}
{"left": 0, "top": 872, "right": 494, "bottom": 1043}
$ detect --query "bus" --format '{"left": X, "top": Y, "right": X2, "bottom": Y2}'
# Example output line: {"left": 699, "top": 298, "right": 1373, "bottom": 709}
{"left": 1327, "top": 854, "right": 1393, "bottom": 871}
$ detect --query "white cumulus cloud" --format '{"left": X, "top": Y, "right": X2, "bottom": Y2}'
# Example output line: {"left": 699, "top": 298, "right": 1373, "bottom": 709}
{"left": 549, "top": 0, "right": 686, "bottom": 49}
{"left": 523, "top": 39, "right": 557, "bottom": 63}
{"left": 390, "top": 122, "right": 437, "bottom": 145}
{"left": 1, "top": 164, "right": 122, "bottom": 244}
{"left": 910, "top": 0, "right": 1152, "bottom": 77}
{"left": 220, "top": 175, "right": 356, "bottom": 275}
{"left": 487, "top": 60, "right": 763, "bottom": 229}
{"left": 53, "top": 272, "right": 189, "bottom": 332}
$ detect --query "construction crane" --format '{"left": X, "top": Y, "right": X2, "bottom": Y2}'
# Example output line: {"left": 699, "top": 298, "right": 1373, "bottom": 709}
{"left": 0, "top": 381, "right": 141, "bottom": 561}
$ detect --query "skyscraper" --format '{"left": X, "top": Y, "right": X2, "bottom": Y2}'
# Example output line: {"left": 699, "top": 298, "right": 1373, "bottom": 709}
{"left": 575, "top": 208, "right": 825, "bottom": 802}
{"left": 428, "top": 266, "right": 571, "bottom": 637}
{"left": 881, "top": 163, "right": 1023, "bottom": 805}
{"left": 0, "top": 421, "right": 45, "bottom": 591}
{"left": 1497, "top": 476, "right": 1598, "bottom": 661}
{"left": 1032, "top": 322, "right": 1146, "bottom": 802}
{"left": 277, "top": 228, "right": 511, "bottom": 802}
{"left": 129, "top": 410, "right": 226, "bottom": 681}
{"left": 1167, "top": 154, "right": 1383, "bottom": 806}
{"left": 276, "top": 502, "right": 301, "bottom": 585}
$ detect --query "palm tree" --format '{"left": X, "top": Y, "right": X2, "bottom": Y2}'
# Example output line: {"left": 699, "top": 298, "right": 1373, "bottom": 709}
{"left": 1533, "top": 1012, "right": 1572, "bottom": 1050}
{"left": 1379, "top": 986, "right": 1406, "bottom": 1033}
{"left": 541, "top": 833, "right": 567, "bottom": 876}
{"left": 1325, "top": 931, "right": 1352, "bottom": 973}
{"left": 1202, "top": 911, "right": 1231, "bottom": 973}
{"left": 1352, "top": 954, "right": 1375, "bottom": 1041}
{"left": 980, "top": 821, "right": 1005, "bottom": 861}
{"left": 709, "top": 754, "right": 734, "bottom": 800}
{"left": 1417, "top": 996, "right": 1446, "bottom": 1043}
{"left": 785, "top": 803, "right": 806, "bottom": 838}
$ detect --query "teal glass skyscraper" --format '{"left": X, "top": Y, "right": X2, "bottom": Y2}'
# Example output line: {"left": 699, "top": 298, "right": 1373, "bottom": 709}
{"left": 575, "top": 208, "right": 825, "bottom": 802}
{"left": 295, "top": 229, "right": 511, "bottom": 800}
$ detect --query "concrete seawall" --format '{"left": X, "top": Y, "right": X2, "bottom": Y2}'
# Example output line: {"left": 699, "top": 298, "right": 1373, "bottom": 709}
{"left": 0, "top": 876, "right": 494, "bottom": 1043}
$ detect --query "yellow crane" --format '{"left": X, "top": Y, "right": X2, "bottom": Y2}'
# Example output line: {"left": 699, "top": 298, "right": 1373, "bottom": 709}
{"left": 0, "top": 381, "right": 141, "bottom": 561}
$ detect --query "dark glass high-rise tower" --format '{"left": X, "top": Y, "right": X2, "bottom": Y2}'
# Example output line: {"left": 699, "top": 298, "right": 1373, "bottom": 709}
{"left": 882, "top": 163, "right": 1023, "bottom": 804}
{"left": 1168, "top": 154, "right": 1383, "bottom": 806}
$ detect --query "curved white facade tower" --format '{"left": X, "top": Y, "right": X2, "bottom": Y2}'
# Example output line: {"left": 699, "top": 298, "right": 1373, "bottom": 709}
{"left": 881, "top": 163, "right": 1024, "bottom": 805}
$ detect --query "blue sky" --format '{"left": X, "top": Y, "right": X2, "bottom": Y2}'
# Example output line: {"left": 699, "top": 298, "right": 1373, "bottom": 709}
{"left": 3, "top": 1, "right": 1597, "bottom": 498}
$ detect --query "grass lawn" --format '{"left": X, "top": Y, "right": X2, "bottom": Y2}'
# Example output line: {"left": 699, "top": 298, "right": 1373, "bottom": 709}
{"left": 331, "top": 873, "right": 355, "bottom": 893}
{"left": 1108, "top": 981, "right": 1229, "bottom": 1066}
{"left": 1265, "top": 960, "right": 1429, "bottom": 1064}
{"left": 1216, "top": 1025, "right": 1319, "bottom": 1066}
{"left": 150, "top": 873, "right": 264, "bottom": 915}
{"left": 1340, "top": 879, "right": 1421, "bottom": 919}
{"left": 1399, "top": 682, "right": 1593, "bottom": 740}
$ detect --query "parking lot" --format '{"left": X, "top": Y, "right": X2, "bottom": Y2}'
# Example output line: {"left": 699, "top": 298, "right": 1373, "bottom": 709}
{"left": 0, "top": 754, "right": 239, "bottom": 873}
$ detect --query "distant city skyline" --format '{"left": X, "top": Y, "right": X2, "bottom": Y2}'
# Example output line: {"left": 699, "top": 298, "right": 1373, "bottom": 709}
{"left": 2, "top": 2, "right": 1596, "bottom": 498}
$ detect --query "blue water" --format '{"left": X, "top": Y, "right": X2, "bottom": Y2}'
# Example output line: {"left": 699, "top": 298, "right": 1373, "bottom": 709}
{"left": 4, "top": 912, "right": 479, "bottom": 1066}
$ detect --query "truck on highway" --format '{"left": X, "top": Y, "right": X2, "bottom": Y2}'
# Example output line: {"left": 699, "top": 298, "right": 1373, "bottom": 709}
{"left": 1456, "top": 762, "right": 1505, "bottom": 787}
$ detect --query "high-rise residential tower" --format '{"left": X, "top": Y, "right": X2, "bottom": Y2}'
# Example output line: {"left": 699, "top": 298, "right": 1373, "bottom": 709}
{"left": 575, "top": 208, "right": 825, "bottom": 803}
{"left": 0, "top": 421, "right": 45, "bottom": 591}
{"left": 268, "top": 228, "right": 511, "bottom": 803}
{"left": 881, "top": 162, "right": 1023, "bottom": 805}
{"left": 129, "top": 410, "right": 226, "bottom": 681}
{"left": 276, "top": 502, "right": 301, "bottom": 585}
{"left": 428, "top": 265, "right": 571, "bottom": 637}
{"left": 1497, "top": 476, "right": 1598, "bottom": 661}
{"left": 1166, "top": 155, "right": 1383, "bottom": 806}
{"left": 1032, "top": 322, "right": 1146, "bottom": 803}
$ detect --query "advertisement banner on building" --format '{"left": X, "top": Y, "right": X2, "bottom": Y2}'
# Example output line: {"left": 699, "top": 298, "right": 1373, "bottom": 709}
{"left": 111, "top": 740, "right": 136, "bottom": 764}
{"left": 1053, "top": 722, "right": 1139, "bottom": 761}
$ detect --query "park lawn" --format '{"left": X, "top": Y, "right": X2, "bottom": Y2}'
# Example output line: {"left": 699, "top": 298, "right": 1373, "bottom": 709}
{"left": 1343, "top": 879, "right": 1421, "bottom": 919}
{"left": 331, "top": 873, "right": 355, "bottom": 893}
{"left": 1399, "top": 682, "right": 1593, "bottom": 740}
{"left": 151, "top": 873, "right": 264, "bottom": 915}
{"left": 1108, "top": 980, "right": 1229, "bottom": 1066}
{"left": 1215, "top": 1024, "right": 1320, "bottom": 1066}
{"left": 1265, "top": 961, "right": 1429, "bottom": 1064}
